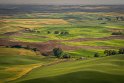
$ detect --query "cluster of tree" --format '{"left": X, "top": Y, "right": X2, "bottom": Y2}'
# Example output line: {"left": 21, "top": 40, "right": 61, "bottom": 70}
{"left": 10, "top": 45, "right": 22, "bottom": 48}
{"left": 97, "top": 16, "right": 124, "bottom": 21}
{"left": 7, "top": 45, "right": 38, "bottom": 52}
{"left": 104, "top": 50, "right": 117, "bottom": 56}
{"left": 104, "top": 48, "right": 124, "bottom": 56}
{"left": 100, "top": 22, "right": 106, "bottom": 24}
{"left": 47, "top": 31, "right": 69, "bottom": 35}
{"left": 60, "top": 31, "right": 69, "bottom": 35}
{"left": 97, "top": 18, "right": 103, "bottom": 20}
{"left": 97, "top": 17, "right": 111, "bottom": 21}
{"left": 54, "top": 31, "right": 60, "bottom": 34}
{"left": 53, "top": 48, "right": 71, "bottom": 58}
{"left": 116, "top": 16, "right": 124, "bottom": 21}
{"left": 94, "top": 48, "right": 124, "bottom": 57}
{"left": 24, "top": 28, "right": 41, "bottom": 33}
{"left": 118, "top": 48, "right": 124, "bottom": 54}
{"left": 111, "top": 32, "right": 123, "bottom": 35}
{"left": 105, "top": 17, "right": 111, "bottom": 21}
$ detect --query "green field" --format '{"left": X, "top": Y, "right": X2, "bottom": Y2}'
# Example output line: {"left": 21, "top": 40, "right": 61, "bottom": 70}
{"left": 0, "top": 47, "right": 58, "bottom": 83}
{"left": 13, "top": 55, "right": 124, "bottom": 83}
{"left": 0, "top": 11, "right": 124, "bottom": 83}
{"left": 62, "top": 39, "right": 124, "bottom": 47}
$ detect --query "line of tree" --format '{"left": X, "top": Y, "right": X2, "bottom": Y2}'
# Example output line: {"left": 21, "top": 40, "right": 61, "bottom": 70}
{"left": 97, "top": 16, "right": 124, "bottom": 21}
{"left": 47, "top": 31, "right": 69, "bottom": 35}
{"left": 116, "top": 16, "right": 124, "bottom": 21}
{"left": 7, "top": 45, "right": 38, "bottom": 52}
{"left": 104, "top": 50, "right": 117, "bottom": 56}
{"left": 94, "top": 48, "right": 124, "bottom": 57}
{"left": 24, "top": 28, "right": 41, "bottom": 33}
{"left": 111, "top": 31, "right": 123, "bottom": 35}
{"left": 104, "top": 48, "right": 124, "bottom": 56}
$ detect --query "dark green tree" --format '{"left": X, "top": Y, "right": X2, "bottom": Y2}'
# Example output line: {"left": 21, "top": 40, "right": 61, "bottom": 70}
{"left": 53, "top": 48, "right": 63, "bottom": 58}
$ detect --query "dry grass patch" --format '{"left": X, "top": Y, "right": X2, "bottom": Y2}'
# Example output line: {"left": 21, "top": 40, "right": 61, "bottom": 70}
{"left": 0, "top": 48, "right": 37, "bottom": 56}
{"left": 2, "top": 19, "right": 68, "bottom": 25}
{"left": 5, "top": 64, "right": 42, "bottom": 82}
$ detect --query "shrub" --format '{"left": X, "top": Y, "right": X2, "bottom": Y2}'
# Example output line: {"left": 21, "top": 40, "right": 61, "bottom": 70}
{"left": 105, "top": 17, "right": 111, "bottom": 21}
{"left": 97, "top": 18, "right": 103, "bottom": 20}
{"left": 94, "top": 53, "right": 100, "bottom": 57}
{"left": 42, "top": 53, "right": 49, "bottom": 56}
{"left": 11, "top": 45, "right": 22, "bottom": 48}
{"left": 32, "top": 48, "right": 37, "bottom": 51}
{"left": 112, "top": 32, "right": 123, "bottom": 35}
{"left": 47, "top": 31, "right": 51, "bottom": 34}
{"left": 118, "top": 48, "right": 124, "bottom": 54}
{"left": 6, "top": 46, "right": 9, "bottom": 48}
{"left": 101, "top": 22, "right": 106, "bottom": 24}
{"left": 24, "top": 45, "right": 30, "bottom": 49}
{"left": 60, "top": 32, "right": 64, "bottom": 35}
{"left": 65, "top": 32, "right": 69, "bottom": 35}
{"left": 60, "top": 31, "right": 69, "bottom": 35}
{"left": 62, "top": 54, "right": 71, "bottom": 58}
{"left": 54, "top": 31, "right": 59, "bottom": 34}
{"left": 37, "top": 31, "right": 40, "bottom": 33}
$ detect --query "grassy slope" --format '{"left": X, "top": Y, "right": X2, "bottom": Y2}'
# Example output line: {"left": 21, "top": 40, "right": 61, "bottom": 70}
{"left": 66, "top": 49, "right": 105, "bottom": 57}
{"left": 0, "top": 47, "right": 56, "bottom": 83}
{"left": 14, "top": 55, "right": 124, "bottom": 83}
{"left": 62, "top": 39, "right": 124, "bottom": 47}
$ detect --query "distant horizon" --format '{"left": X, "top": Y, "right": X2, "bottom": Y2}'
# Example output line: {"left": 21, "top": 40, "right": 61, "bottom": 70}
{"left": 0, "top": 3, "right": 124, "bottom": 6}
{"left": 0, "top": 0, "right": 124, "bottom": 5}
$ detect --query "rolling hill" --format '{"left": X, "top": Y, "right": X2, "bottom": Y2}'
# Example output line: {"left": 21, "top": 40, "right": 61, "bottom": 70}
{"left": 13, "top": 55, "right": 124, "bottom": 83}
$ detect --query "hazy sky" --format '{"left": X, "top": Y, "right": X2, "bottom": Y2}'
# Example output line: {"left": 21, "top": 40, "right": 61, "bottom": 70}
{"left": 0, "top": 0, "right": 124, "bottom": 5}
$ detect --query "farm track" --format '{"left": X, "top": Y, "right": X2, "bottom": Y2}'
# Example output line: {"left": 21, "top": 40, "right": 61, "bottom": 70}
{"left": 11, "top": 59, "right": 70, "bottom": 83}
{"left": 6, "top": 64, "right": 42, "bottom": 82}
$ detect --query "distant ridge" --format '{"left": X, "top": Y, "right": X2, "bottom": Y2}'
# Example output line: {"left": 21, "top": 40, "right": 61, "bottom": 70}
{"left": 0, "top": 5, "right": 124, "bottom": 15}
